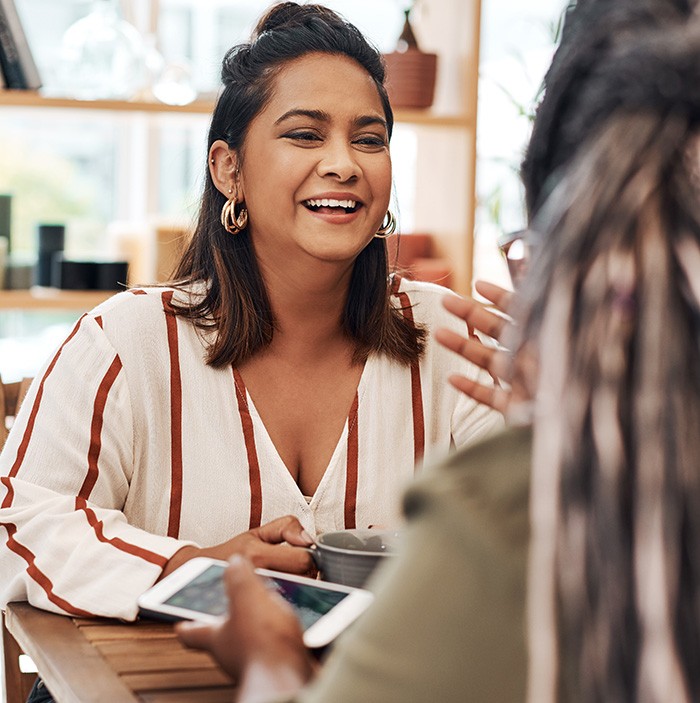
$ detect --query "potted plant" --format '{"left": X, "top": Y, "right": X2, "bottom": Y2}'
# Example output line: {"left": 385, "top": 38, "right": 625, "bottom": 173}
{"left": 382, "top": 1, "right": 438, "bottom": 109}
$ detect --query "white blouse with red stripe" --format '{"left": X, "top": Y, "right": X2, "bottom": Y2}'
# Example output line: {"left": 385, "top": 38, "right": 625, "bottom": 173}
{"left": 0, "top": 277, "right": 501, "bottom": 619}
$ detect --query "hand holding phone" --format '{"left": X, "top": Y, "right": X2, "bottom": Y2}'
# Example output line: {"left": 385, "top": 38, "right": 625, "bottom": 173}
{"left": 138, "top": 556, "right": 374, "bottom": 649}
{"left": 170, "top": 556, "right": 317, "bottom": 696}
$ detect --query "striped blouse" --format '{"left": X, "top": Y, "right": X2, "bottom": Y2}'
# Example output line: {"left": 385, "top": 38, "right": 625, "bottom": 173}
{"left": 0, "top": 277, "right": 501, "bottom": 619}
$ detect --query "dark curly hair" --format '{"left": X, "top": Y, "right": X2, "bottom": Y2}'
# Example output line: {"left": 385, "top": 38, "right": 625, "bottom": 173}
{"left": 521, "top": 0, "right": 697, "bottom": 219}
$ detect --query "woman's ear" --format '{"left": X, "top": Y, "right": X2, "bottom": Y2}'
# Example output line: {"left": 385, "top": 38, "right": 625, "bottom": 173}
{"left": 209, "top": 140, "right": 241, "bottom": 199}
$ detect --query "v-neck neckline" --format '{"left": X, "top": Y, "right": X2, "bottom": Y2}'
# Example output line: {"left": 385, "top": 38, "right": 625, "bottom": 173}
{"left": 232, "top": 358, "right": 372, "bottom": 505}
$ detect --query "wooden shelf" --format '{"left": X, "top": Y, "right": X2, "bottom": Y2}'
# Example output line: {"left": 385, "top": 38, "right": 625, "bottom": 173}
{"left": 0, "top": 89, "right": 472, "bottom": 128}
{"left": 0, "top": 89, "right": 216, "bottom": 114}
{"left": 393, "top": 109, "right": 472, "bottom": 129}
{"left": 0, "top": 289, "right": 113, "bottom": 311}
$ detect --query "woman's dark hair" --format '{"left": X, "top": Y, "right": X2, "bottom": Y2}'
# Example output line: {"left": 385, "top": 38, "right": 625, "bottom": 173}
{"left": 521, "top": 0, "right": 696, "bottom": 219}
{"left": 519, "top": 22, "right": 700, "bottom": 701}
{"left": 171, "top": 2, "right": 424, "bottom": 367}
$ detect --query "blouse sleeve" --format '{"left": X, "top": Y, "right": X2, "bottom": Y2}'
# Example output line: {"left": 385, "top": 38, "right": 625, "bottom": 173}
{"left": 450, "top": 362, "right": 505, "bottom": 449}
{"left": 433, "top": 290, "right": 505, "bottom": 448}
{"left": 0, "top": 313, "right": 193, "bottom": 620}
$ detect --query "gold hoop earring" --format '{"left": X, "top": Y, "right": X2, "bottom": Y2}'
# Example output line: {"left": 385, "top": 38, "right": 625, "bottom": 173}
{"left": 221, "top": 198, "right": 249, "bottom": 234}
{"left": 374, "top": 210, "right": 397, "bottom": 239}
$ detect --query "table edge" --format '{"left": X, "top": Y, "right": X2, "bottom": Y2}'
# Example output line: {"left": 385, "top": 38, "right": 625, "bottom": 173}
{"left": 5, "top": 602, "right": 139, "bottom": 703}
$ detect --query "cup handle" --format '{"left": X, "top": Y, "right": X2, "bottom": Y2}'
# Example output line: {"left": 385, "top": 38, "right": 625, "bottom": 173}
{"left": 303, "top": 544, "right": 322, "bottom": 570}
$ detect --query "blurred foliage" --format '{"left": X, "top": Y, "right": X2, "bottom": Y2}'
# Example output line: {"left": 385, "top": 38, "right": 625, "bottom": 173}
{"left": 478, "top": 8, "right": 564, "bottom": 236}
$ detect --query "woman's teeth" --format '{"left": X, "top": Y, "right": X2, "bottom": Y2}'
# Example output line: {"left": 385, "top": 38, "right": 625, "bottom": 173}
{"left": 304, "top": 198, "right": 358, "bottom": 213}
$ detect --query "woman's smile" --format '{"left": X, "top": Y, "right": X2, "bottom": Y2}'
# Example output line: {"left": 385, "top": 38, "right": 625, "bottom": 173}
{"left": 301, "top": 191, "right": 364, "bottom": 224}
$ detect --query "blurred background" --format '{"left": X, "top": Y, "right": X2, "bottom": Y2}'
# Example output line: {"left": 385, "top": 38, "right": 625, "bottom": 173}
{"left": 0, "top": 0, "right": 565, "bottom": 382}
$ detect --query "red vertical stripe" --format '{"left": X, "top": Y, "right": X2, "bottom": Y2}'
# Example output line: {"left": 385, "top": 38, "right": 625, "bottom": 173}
{"left": 78, "top": 355, "right": 123, "bottom": 500}
{"left": 390, "top": 278, "right": 425, "bottom": 466}
{"left": 2, "top": 315, "right": 87, "bottom": 509}
{"left": 162, "top": 292, "right": 183, "bottom": 538}
{"left": 232, "top": 369, "right": 263, "bottom": 529}
{"left": 408, "top": 355, "right": 425, "bottom": 465}
{"left": 344, "top": 393, "right": 360, "bottom": 529}
{"left": 389, "top": 273, "right": 403, "bottom": 296}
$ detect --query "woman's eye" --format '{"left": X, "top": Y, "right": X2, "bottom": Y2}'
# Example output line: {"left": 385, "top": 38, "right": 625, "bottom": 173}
{"left": 354, "top": 135, "right": 388, "bottom": 148}
{"left": 284, "top": 131, "right": 322, "bottom": 142}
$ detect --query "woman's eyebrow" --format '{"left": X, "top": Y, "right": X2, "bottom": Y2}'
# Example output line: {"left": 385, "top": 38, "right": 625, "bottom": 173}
{"left": 354, "top": 115, "right": 388, "bottom": 131}
{"left": 274, "top": 109, "right": 387, "bottom": 131}
{"left": 275, "top": 108, "right": 329, "bottom": 125}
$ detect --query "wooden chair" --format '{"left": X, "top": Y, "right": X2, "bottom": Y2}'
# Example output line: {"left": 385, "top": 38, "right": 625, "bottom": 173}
{"left": 0, "top": 376, "right": 32, "bottom": 448}
{"left": 1, "top": 375, "right": 37, "bottom": 703}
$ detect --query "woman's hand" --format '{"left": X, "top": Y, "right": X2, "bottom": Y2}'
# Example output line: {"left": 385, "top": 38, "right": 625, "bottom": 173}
{"left": 176, "top": 556, "right": 316, "bottom": 702}
{"left": 435, "top": 280, "right": 514, "bottom": 415}
{"left": 160, "top": 515, "right": 315, "bottom": 581}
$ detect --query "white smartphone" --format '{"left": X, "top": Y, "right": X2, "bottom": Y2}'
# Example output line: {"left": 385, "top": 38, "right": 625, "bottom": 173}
{"left": 137, "top": 557, "right": 374, "bottom": 649}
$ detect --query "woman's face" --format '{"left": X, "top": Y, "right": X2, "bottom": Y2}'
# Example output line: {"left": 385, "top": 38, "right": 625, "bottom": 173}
{"left": 237, "top": 52, "right": 392, "bottom": 270}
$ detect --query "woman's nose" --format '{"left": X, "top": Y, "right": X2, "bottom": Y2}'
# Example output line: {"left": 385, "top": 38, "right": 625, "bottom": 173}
{"left": 316, "top": 140, "right": 361, "bottom": 182}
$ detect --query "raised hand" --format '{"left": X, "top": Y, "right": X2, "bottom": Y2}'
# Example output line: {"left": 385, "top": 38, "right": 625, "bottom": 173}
{"left": 177, "top": 555, "right": 316, "bottom": 701}
{"left": 435, "top": 280, "right": 514, "bottom": 415}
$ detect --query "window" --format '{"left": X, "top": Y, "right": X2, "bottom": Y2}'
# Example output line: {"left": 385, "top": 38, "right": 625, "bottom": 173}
{"left": 7, "top": 0, "right": 415, "bottom": 258}
{"left": 0, "top": 0, "right": 421, "bottom": 381}
{"left": 474, "top": 0, "right": 565, "bottom": 287}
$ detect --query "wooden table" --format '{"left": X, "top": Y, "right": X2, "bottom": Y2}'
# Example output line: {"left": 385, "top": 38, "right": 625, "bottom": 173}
{"left": 4, "top": 602, "right": 237, "bottom": 702}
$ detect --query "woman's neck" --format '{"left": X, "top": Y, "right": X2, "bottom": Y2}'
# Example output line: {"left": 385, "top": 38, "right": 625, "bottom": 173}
{"left": 258, "top": 255, "right": 355, "bottom": 359}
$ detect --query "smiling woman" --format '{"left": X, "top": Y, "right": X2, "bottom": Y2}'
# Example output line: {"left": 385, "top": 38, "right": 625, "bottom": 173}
{"left": 209, "top": 52, "right": 392, "bottom": 290}
{"left": 0, "top": 2, "right": 501, "bottom": 649}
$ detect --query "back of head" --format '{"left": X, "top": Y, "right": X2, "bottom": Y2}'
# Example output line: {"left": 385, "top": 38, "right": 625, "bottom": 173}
{"left": 518, "top": 20, "right": 700, "bottom": 702}
{"left": 521, "top": 0, "right": 696, "bottom": 218}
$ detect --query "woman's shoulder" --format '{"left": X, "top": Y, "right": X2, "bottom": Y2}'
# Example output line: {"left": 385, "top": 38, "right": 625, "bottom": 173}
{"left": 85, "top": 282, "right": 207, "bottom": 335}
{"left": 90, "top": 281, "right": 206, "bottom": 318}
{"left": 391, "top": 274, "right": 453, "bottom": 300}
{"left": 87, "top": 286, "right": 167, "bottom": 321}
{"left": 390, "top": 275, "right": 464, "bottom": 329}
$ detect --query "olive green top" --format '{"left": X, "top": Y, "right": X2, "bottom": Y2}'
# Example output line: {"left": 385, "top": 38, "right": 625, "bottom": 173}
{"left": 299, "top": 426, "right": 532, "bottom": 703}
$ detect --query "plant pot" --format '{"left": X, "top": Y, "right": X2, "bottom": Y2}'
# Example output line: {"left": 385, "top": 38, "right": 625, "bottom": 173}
{"left": 383, "top": 48, "right": 438, "bottom": 109}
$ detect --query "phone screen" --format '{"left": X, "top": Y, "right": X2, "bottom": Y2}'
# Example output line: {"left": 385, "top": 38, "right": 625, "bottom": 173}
{"left": 164, "top": 564, "right": 229, "bottom": 616}
{"left": 265, "top": 574, "right": 348, "bottom": 630}
{"left": 163, "top": 564, "right": 349, "bottom": 630}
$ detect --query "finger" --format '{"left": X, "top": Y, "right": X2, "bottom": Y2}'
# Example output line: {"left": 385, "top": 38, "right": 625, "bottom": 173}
{"left": 474, "top": 280, "right": 514, "bottom": 315}
{"left": 225, "top": 556, "right": 298, "bottom": 618}
{"left": 447, "top": 374, "right": 510, "bottom": 414}
{"left": 242, "top": 541, "right": 314, "bottom": 574}
{"left": 435, "top": 328, "right": 498, "bottom": 371}
{"left": 225, "top": 554, "right": 259, "bottom": 591}
{"left": 280, "top": 522, "right": 315, "bottom": 548}
{"left": 490, "top": 348, "right": 514, "bottom": 381}
{"left": 254, "top": 516, "right": 314, "bottom": 547}
{"left": 175, "top": 620, "right": 218, "bottom": 650}
{"left": 441, "top": 294, "right": 507, "bottom": 340}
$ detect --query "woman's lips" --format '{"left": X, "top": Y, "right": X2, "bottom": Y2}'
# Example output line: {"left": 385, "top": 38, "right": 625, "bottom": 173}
{"left": 305, "top": 208, "right": 362, "bottom": 224}
{"left": 302, "top": 201, "right": 364, "bottom": 223}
